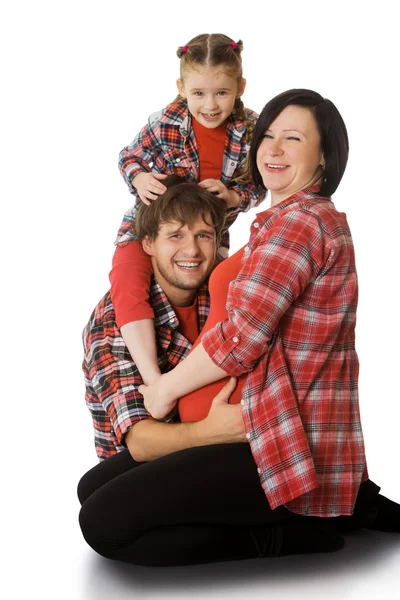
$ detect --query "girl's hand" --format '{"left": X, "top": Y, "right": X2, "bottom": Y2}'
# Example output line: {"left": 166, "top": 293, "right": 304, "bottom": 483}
{"left": 138, "top": 378, "right": 178, "bottom": 420}
{"left": 199, "top": 179, "right": 240, "bottom": 208}
{"left": 132, "top": 172, "right": 168, "bottom": 205}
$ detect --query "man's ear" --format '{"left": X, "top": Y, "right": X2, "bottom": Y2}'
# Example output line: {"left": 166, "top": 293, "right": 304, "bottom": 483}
{"left": 237, "top": 78, "right": 246, "bottom": 98}
{"left": 177, "top": 78, "right": 186, "bottom": 99}
{"left": 142, "top": 236, "right": 155, "bottom": 256}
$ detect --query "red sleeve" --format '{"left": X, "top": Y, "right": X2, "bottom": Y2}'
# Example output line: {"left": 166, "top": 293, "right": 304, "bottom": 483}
{"left": 109, "top": 241, "right": 154, "bottom": 327}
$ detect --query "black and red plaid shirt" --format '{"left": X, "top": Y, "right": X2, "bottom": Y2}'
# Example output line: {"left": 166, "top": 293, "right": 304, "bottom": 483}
{"left": 116, "top": 100, "right": 264, "bottom": 256}
{"left": 83, "top": 278, "right": 209, "bottom": 460}
{"left": 203, "top": 187, "right": 368, "bottom": 517}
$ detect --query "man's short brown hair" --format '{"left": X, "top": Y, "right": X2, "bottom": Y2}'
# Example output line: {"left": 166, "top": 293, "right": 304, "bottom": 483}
{"left": 135, "top": 175, "right": 226, "bottom": 243}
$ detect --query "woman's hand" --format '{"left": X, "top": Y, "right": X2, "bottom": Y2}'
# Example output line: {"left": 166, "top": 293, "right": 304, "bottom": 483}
{"left": 138, "top": 377, "right": 178, "bottom": 420}
{"left": 199, "top": 179, "right": 240, "bottom": 208}
{"left": 132, "top": 172, "right": 168, "bottom": 205}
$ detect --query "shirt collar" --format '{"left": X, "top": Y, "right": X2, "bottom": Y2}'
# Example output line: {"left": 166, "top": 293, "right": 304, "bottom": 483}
{"left": 150, "top": 277, "right": 208, "bottom": 331}
{"left": 255, "top": 185, "right": 330, "bottom": 226}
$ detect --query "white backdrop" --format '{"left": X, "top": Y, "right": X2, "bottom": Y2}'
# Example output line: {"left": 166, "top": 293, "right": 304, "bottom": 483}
{"left": 2, "top": 1, "right": 399, "bottom": 598}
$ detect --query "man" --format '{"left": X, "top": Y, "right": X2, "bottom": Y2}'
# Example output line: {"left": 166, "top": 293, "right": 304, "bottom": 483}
{"left": 82, "top": 178, "right": 245, "bottom": 462}
{"left": 79, "top": 179, "right": 394, "bottom": 568}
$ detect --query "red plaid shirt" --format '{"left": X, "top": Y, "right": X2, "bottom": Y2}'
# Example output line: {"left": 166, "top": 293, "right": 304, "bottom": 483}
{"left": 117, "top": 101, "right": 263, "bottom": 255}
{"left": 83, "top": 278, "right": 209, "bottom": 460}
{"left": 202, "top": 187, "right": 368, "bottom": 517}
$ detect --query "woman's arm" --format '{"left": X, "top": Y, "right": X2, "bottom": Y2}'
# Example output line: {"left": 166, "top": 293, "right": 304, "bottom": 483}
{"left": 140, "top": 209, "right": 329, "bottom": 419}
{"left": 139, "top": 342, "right": 228, "bottom": 419}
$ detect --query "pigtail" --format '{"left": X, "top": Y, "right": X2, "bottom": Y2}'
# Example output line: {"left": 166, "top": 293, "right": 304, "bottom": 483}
{"left": 176, "top": 45, "right": 188, "bottom": 59}
{"left": 234, "top": 97, "right": 254, "bottom": 144}
{"left": 232, "top": 95, "right": 254, "bottom": 186}
{"left": 230, "top": 39, "right": 243, "bottom": 54}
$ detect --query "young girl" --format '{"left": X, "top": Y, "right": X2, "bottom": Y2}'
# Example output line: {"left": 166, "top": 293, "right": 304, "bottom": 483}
{"left": 110, "top": 33, "right": 264, "bottom": 385}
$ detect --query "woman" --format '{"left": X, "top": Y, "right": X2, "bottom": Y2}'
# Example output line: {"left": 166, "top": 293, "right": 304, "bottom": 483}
{"left": 79, "top": 90, "right": 399, "bottom": 567}
{"left": 141, "top": 88, "right": 365, "bottom": 517}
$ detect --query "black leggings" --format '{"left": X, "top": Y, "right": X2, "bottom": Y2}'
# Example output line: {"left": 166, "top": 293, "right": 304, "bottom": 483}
{"left": 78, "top": 443, "right": 379, "bottom": 566}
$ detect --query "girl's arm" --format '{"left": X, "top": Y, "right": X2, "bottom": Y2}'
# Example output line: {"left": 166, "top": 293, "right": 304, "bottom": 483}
{"left": 120, "top": 320, "right": 161, "bottom": 385}
{"left": 110, "top": 241, "right": 161, "bottom": 385}
{"left": 118, "top": 111, "right": 163, "bottom": 194}
{"left": 229, "top": 180, "right": 265, "bottom": 212}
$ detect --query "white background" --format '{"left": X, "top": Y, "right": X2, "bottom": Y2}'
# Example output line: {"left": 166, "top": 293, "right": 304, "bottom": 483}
{"left": 2, "top": 1, "right": 400, "bottom": 598}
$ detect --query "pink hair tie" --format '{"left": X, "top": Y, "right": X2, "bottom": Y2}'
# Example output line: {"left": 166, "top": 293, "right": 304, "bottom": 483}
{"left": 182, "top": 44, "right": 188, "bottom": 53}
{"left": 230, "top": 41, "right": 238, "bottom": 50}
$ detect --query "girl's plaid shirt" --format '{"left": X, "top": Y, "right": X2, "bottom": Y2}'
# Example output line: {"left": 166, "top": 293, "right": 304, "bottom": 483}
{"left": 82, "top": 279, "right": 209, "bottom": 460}
{"left": 202, "top": 187, "right": 368, "bottom": 517}
{"left": 116, "top": 101, "right": 264, "bottom": 256}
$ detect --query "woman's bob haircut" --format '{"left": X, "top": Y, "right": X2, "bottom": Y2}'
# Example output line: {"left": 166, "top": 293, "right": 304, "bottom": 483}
{"left": 249, "top": 89, "right": 349, "bottom": 197}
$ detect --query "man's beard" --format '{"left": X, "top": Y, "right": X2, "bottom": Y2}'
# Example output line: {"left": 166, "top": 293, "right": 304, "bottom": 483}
{"left": 155, "top": 261, "right": 205, "bottom": 291}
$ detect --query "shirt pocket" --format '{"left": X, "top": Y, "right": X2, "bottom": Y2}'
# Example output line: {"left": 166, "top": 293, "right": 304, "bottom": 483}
{"left": 162, "top": 149, "right": 193, "bottom": 176}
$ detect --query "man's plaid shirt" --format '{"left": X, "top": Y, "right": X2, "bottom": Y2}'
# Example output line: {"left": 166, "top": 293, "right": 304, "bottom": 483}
{"left": 116, "top": 101, "right": 264, "bottom": 255}
{"left": 83, "top": 278, "right": 209, "bottom": 460}
{"left": 202, "top": 187, "right": 368, "bottom": 517}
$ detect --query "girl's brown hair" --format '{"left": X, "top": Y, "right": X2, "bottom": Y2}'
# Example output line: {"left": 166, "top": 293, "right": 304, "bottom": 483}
{"left": 175, "top": 33, "right": 253, "bottom": 142}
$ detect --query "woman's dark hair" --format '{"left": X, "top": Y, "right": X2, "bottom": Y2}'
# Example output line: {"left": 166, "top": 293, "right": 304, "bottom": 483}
{"left": 135, "top": 175, "right": 226, "bottom": 243}
{"left": 249, "top": 89, "right": 349, "bottom": 197}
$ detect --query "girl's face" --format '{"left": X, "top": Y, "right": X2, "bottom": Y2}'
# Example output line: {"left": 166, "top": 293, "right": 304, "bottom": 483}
{"left": 256, "top": 105, "right": 325, "bottom": 205}
{"left": 177, "top": 66, "right": 246, "bottom": 129}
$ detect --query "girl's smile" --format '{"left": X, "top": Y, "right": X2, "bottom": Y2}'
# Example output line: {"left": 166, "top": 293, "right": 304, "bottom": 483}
{"left": 177, "top": 66, "right": 246, "bottom": 129}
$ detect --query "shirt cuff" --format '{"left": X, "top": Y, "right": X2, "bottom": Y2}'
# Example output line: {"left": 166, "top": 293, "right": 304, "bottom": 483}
{"left": 126, "top": 165, "right": 149, "bottom": 193}
{"left": 202, "top": 321, "right": 249, "bottom": 377}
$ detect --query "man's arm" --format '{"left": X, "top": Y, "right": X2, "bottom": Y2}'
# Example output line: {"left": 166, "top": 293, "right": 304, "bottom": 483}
{"left": 125, "top": 378, "right": 246, "bottom": 462}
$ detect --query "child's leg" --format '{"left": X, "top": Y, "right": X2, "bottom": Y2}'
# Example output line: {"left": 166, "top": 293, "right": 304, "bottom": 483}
{"left": 110, "top": 241, "right": 160, "bottom": 384}
{"left": 121, "top": 320, "right": 161, "bottom": 384}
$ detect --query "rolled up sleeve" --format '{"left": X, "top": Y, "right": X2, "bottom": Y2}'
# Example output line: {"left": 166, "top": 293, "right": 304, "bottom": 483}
{"left": 118, "top": 112, "right": 162, "bottom": 193}
{"left": 202, "top": 210, "right": 330, "bottom": 376}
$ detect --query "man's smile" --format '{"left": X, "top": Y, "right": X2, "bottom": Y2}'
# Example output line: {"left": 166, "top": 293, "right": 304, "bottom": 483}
{"left": 175, "top": 261, "right": 202, "bottom": 269}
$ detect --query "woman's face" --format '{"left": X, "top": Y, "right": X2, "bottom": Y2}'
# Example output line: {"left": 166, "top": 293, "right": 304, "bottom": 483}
{"left": 256, "top": 105, "right": 325, "bottom": 205}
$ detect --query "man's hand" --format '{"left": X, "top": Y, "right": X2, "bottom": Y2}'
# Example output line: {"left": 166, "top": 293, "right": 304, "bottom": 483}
{"left": 132, "top": 172, "right": 168, "bottom": 205}
{"left": 128, "top": 377, "right": 246, "bottom": 462}
{"left": 198, "top": 377, "right": 247, "bottom": 444}
{"left": 199, "top": 179, "right": 240, "bottom": 208}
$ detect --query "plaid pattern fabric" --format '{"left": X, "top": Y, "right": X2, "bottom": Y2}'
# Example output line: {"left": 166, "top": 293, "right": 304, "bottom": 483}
{"left": 202, "top": 187, "right": 368, "bottom": 517}
{"left": 83, "top": 277, "right": 209, "bottom": 460}
{"left": 117, "top": 101, "right": 264, "bottom": 256}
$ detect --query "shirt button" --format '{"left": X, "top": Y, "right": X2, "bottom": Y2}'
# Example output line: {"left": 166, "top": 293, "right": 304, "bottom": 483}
{"left": 253, "top": 221, "right": 259, "bottom": 228}
{"left": 257, "top": 467, "right": 261, "bottom": 474}
{"left": 246, "top": 433, "right": 251, "bottom": 440}
{"left": 169, "top": 317, "right": 175, "bottom": 323}
{"left": 240, "top": 399, "right": 244, "bottom": 406}
{"left": 231, "top": 161, "right": 235, "bottom": 166}
{"left": 232, "top": 336, "right": 239, "bottom": 343}
{"left": 176, "top": 158, "right": 180, "bottom": 163}
{"left": 244, "top": 245, "right": 250, "bottom": 252}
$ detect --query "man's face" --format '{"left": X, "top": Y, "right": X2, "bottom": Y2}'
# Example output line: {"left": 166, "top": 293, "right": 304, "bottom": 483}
{"left": 142, "top": 213, "right": 217, "bottom": 306}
